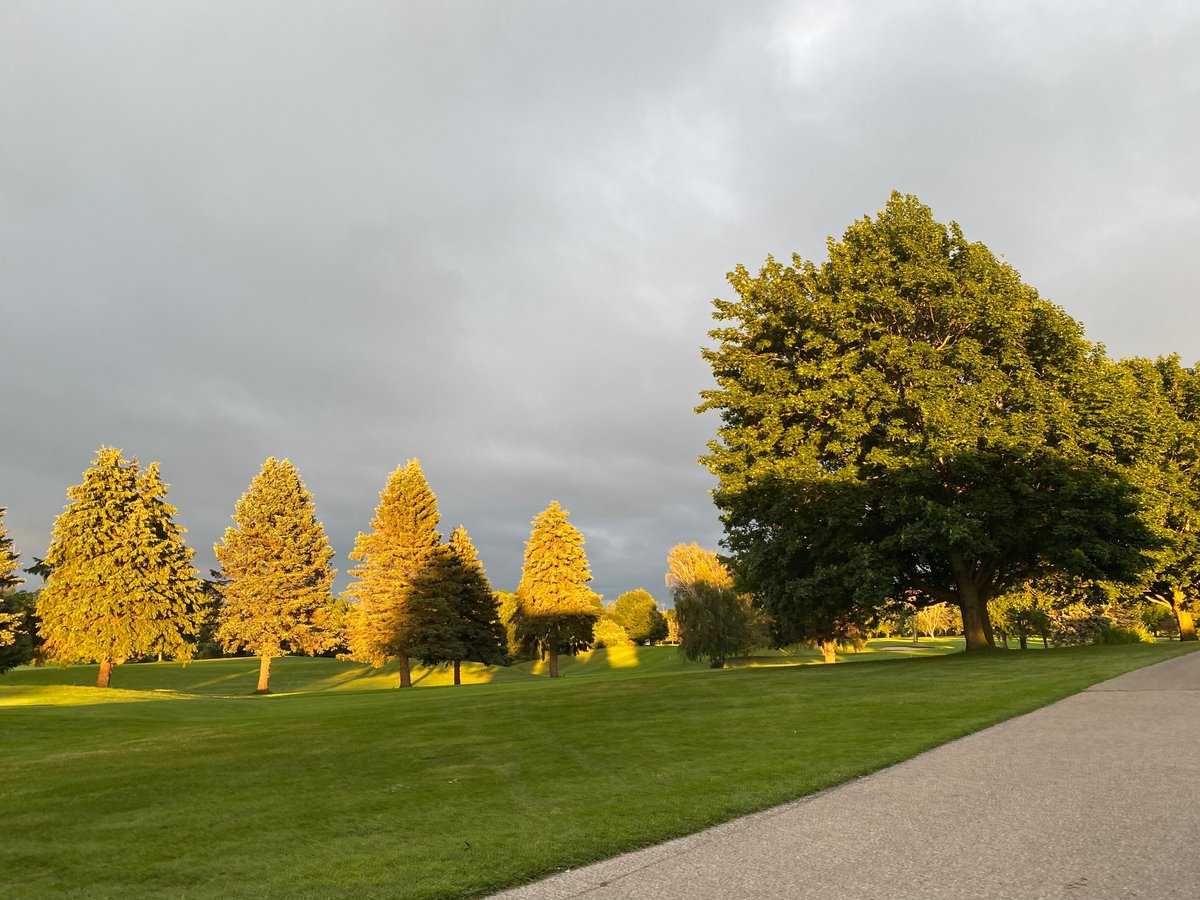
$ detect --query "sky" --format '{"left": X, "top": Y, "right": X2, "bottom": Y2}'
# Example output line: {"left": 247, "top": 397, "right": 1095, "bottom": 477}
{"left": 2, "top": 1, "right": 1198, "bottom": 602}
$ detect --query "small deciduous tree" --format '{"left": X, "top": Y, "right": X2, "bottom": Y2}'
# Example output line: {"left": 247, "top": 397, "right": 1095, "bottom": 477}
{"left": 665, "top": 543, "right": 754, "bottom": 668}
{"left": 610, "top": 589, "right": 669, "bottom": 644}
{"left": 515, "top": 501, "right": 601, "bottom": 677}
{"left": 592, "top": 617, "right": 633, "bottom": 649}
{"left": 215, "top": 458, "right": 337, "bottom": 693}
{"left": 37, "top": 448, "right": 207, "bottom": 687}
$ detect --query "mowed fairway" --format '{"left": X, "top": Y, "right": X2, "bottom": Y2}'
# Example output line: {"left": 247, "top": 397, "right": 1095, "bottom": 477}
{"left": 2, "top": 643, "right": 1193, "bottom": 899}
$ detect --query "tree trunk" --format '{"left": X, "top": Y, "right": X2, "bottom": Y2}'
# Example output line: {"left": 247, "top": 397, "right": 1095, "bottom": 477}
{"left": 97, "top": 659, "right": 113, "bottom": 689}
{"left": 819, "top": 639, "right": 838, "bottom": 664}
{"left": 955, "top": 576, "right": 995, "bottom": 651}
{"left": 1018, "top": 632, "right": 1028, "bottom": 651}
{"left": 911, "top": 616, "right": 920, "bottom": 644}
{"left": 1172, "top": 590, "right": 1198, "bottom": 642}
{"left": 453, "top": 659, "right": 461, "bottom": 685}
{"left": 548, "top": 650, "right": 559, "bottom": 678}
{"left": 255, "top": 655, "right": 272, "bottom": 694}
{"left": 398, "top": 655, "right": 412, "bottom": 688}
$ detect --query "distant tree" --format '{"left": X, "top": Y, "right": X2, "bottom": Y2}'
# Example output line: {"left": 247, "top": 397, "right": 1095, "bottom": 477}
{"left": 592, "top": 617, "right": 633, "bottom": 649}
{"left": 343, "top": 460, "right": 451, "bottom": 688}
{"left": 665, "top": 543, "right": 754, "bottom": 668}
{"left": 444, "top": 526, "right": 505, "bottom": 683}
{"left": 663, "top": 608, "right": 680, "bottom": 643}
{"left": 0, "top": 507, "right": 23, "bottom": 656}
{"left": 515, "top": 501, "right": 601, "bottom": 677}
{"left": 700, "top": 192, "right": 1156, "bottom": 652}
{"left": 914, "top": 603, "right": 955, "bottom": 639}
{"left": 610, "top": 589, "right": 669, "bottom": 644}
{"left": 215, "top": 458, "right": 337, "bottom": 693}
{"left": 37, "top": 448, "right": 207, "bottom": 687}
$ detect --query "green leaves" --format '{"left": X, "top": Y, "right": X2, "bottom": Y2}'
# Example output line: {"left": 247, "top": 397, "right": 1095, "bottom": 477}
{"left": 701, "top": 193, "right": 1158, "bottom": 649}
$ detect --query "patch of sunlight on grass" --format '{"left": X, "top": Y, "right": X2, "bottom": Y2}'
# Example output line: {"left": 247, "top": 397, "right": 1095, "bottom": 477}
{"left": 605, "top": 643, "right": 640, "bottom": 669}
{"left": 0, "top": 685, "right": 186, "bottom": 708}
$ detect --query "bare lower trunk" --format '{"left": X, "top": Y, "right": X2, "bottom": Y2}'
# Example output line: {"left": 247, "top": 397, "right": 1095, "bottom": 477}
{"left": 255, "top": 655, "right": 272, "bottom": 694}
{"left": 97, "top": 659, "right": 113, "bottom": 688}
{"left": 1018, "top": 632, "right": 1028, "bottom": 650}
{"left": 548, "top": 650, "right": 559, "bottom": 678}
{"left": 819, "top": 639, "right": 838, "bottom": 664}
{"left": 398, "top": 655, "right": 412, "bottom": 688}
{"left": 453, "top": 659, "right": 461, "bottom": 685}
{"left": 955, "top": 580, "right": 993, "bottom": 652}
{"left": 1172, "top": 590, "right": 1198, "bottom": 642}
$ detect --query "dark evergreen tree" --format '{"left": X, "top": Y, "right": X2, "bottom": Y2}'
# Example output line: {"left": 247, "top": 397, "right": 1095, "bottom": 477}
{"left": 37, "top": 448, "right": 207, "bottom": 687}
{"left": 444, "top": 525, "right": 505, "bottom": 683}
{"left": 215, "top": 457, "right": 337, "bottom": 693}
{"left": 0, "top": 506, "right": 23, "bottom": 658}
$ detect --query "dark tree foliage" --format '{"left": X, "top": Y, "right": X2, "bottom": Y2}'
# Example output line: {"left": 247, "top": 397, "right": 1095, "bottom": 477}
{"left": 700, "top": 193, "right": 1156, "bottom": 650}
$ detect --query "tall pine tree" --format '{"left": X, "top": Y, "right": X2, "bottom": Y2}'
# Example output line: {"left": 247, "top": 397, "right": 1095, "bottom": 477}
{"left": 444, "top": 525, "right": 505, "bottom": 684}
{"left": 515, "top": 501, "right": 600, "bottom": 677}
{"left": 215, "top": 458, "right": 336, "bottom": 693}
{"left": 37, "top": 448, "right": 207, "bottom": 687}
{"left": 0, "top": 507, "right": 24, "bottom": 654}
{"left": 344, "top": 459, "right": 454, "bottom": 688}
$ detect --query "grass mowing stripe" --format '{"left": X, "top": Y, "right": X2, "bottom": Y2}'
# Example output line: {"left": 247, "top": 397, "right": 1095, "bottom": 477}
{"left": 1, "top": 643, "right": 1194, "bottom": 899}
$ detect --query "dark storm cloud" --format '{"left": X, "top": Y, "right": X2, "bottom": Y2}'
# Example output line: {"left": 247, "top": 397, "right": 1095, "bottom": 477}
{"left": 3, "top": 1, "right": 1198, "bottom": 599}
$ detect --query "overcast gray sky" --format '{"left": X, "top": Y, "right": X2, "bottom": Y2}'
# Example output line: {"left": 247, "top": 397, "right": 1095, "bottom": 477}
{"left": 3, "top": 1, "right": 1198, "bottom": 602}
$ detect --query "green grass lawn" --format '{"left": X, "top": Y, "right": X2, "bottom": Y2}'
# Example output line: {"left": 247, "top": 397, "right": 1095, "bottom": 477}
{"left": 2, "top": 642, "right": 1194, "bottom": 898}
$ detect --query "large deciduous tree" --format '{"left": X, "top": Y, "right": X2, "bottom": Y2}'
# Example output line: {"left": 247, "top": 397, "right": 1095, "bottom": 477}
{"left": 700, "top": 193, "right": 1155, "bottom": 651}
{"left": 344, "top": 460, "right": 452, "bottom": 688}
{"left": 36, "top": 448, "right": 207, "bottom": 687}
{"left": 609, "top": 589, "right": 669, "bottom": 644}
{"left": 515, "top": 501, "right": 600, "bottom": 677}
{"left": 215, "top": 457, "right": 337, "bottom": 693}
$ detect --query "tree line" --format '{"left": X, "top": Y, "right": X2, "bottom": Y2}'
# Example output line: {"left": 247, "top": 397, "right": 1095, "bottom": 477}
{"left": 0, "top": 454, "right": 696, "bottom": 690}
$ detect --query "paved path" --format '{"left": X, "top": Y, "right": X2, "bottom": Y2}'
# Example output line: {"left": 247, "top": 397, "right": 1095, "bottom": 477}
{"left": 491, "top": 651, "right": 1200, "bottom": 900}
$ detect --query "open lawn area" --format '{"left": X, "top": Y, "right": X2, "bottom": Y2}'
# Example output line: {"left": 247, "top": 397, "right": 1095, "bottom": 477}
{"left": 2, "top": 642, "right": 1194, "bottom": 898}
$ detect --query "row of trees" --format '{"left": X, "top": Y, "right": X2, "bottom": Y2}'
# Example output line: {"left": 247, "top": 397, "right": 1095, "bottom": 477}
{"left": 0, "top": 452, "right": 685, "bottom": 689}
{"left": 699, "top": 191, "right": 1200, "bottom": 651}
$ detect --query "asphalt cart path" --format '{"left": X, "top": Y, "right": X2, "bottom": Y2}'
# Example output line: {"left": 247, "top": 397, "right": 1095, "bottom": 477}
{"left": 491, "top": 650, "right": 1200, "bottom": 900}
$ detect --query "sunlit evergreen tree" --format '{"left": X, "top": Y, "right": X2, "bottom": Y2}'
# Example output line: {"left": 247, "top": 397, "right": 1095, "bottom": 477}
{"left": 215, "top": 458, "right": 337, "bottom": 693}
{"left": 0, "top": 507, "right": 24, "bottom": 656}
{"left": 37, "top": 448, "right": 207, "bottom": 687}
{"left": 344, "top": 459, "right": 447, "bottom": 688}
{"left": 515, "top": 501, "right": 600, "bottom": 677}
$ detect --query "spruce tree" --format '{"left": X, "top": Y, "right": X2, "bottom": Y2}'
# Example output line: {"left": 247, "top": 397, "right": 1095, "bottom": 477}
{"left": 215, "top": 458, "right": 336, "bottom": 693}
{"left": 445, "top": 525, "right": 505, "bottom": 684}
{"left": 36, "top": 448, "right": 207, "bottom": 687}
{"left": 344, "top": 459, "right": 449, "bottom": 688}
{"left": 0, "top": 507, "right": 24, "bottom": 655}
{"left": 515, "top": 501, "right": 600, "bottom": 677}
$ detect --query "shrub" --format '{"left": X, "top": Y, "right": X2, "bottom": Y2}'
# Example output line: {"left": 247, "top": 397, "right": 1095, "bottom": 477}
{"left": 1096, "top": 624, "right": 1155, "bottom": 645}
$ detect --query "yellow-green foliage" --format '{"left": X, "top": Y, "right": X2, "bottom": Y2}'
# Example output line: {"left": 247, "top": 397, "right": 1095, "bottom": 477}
{"left": 666, "top": 543, "right": 753, "bottom": 668}
{"left": 215, "top": 458, "right": 337, "bottom": 658}
{"left": 344, "top": 460, "right": 444, "bottom": 666}
{"left": 591, "top": 617, "right": 632, "bottom": 649}
{"left": 37, "top": 448, "right": 207, "bottom": 667}
{"left": 0, "top": 507, "right": 23, "bottom": 652}
{"left": 515, "top": 501, "right": 601, "bottom": 659}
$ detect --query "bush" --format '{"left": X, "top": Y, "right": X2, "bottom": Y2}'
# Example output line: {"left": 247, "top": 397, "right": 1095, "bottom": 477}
{"left": 1096, "top": 624, "right": 1155, "bottom": 645}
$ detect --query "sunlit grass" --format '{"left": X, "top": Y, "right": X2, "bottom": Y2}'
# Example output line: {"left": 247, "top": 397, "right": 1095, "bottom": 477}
{"left": 2, "top": 641, "right": 1193, "bottom": 898}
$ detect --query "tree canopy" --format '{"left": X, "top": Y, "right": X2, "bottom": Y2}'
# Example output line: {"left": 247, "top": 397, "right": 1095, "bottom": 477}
{"left": 700, "top": 193, "right": 1156, "bottom": 650}
{"left": 0, "top": 507, "right": 25, "bottom": 666}
{"left": 36, "top": 448, "right": 207, "bottom": 686}
{"left": 215, "top": 457, "right": 337, "bottom": 692}
{"left": 665, "top": 543, "right": 754, "bottom": 668}
{"left": 609, "top": 589, "right": 668, "bottom": 644}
